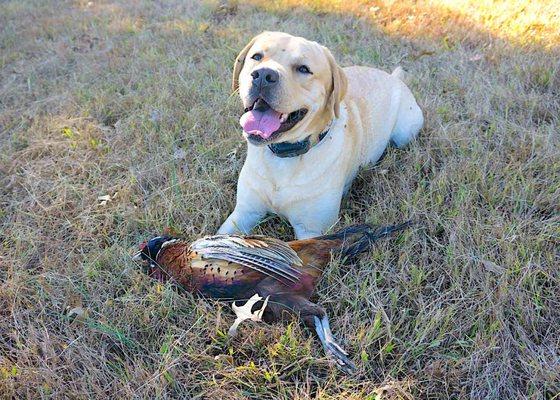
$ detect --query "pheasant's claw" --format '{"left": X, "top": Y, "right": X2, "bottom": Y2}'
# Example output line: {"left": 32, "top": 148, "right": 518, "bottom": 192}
{"left": 313, "top": 315, "right": 356, "bottom": 374}
{"left": 319, "top": 314, "right": 349, "bottom": 356}
{"left": 228, "top": 294, "right": 270, "bottom": 337}
{"left": 325, "top": 341, "right": 356, "bottom": 374}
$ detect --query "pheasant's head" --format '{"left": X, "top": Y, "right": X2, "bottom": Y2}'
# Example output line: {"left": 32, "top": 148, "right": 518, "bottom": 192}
{"left": 133, "top": 236, "right": 177, "bottom": 281}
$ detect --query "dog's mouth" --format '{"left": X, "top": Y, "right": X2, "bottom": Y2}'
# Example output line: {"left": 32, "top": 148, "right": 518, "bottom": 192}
{"left": 240, "top": 98, "right": 308, "bottom": 143}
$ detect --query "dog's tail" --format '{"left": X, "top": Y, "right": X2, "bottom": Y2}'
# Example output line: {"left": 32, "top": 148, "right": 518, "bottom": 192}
{"left": 391, "top": 66, "right": 406, "bottom": 81}
{"left": 316, "top": 221, "right": 412, "bottom": 263}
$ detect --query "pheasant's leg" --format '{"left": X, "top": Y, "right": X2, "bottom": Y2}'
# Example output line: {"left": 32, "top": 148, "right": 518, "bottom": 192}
{"left": 254, "top": 283, "right": 356, "bottom": 374}
{"left": 312, "top": 314, "right": 355, "bottom": 374}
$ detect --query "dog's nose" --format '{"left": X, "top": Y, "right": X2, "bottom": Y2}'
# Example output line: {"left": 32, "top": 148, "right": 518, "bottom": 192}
{"left": 251, "top": 68, "right": 279, "bottom": 88}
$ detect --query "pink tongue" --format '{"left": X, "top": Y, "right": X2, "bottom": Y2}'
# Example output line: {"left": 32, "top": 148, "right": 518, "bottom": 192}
{"left": 240, "top": 108, "right": 282, "bottom": 139}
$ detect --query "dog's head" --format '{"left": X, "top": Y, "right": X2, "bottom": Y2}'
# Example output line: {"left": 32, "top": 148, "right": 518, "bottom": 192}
{"left": 233, "top": 31, "right": 347, "bottom": 145}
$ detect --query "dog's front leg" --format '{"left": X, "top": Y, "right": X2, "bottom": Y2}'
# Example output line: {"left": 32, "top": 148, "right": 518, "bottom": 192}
{"left": 218, "top": 207, "right": 265, "bottom": 235}
{"left": 288, "top": 195, "right": 342, "bottom": 239}
{"left": 218, "top": 188, "right": 267, "bottom": 235}
{"left": 291, "top": 223, "right": 325, "bottom": 240}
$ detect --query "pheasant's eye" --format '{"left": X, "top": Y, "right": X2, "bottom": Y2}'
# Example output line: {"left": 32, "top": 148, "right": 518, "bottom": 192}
{"left": 297, "top": 65, "right": 312, "bottom": 74}
{"left": 251, "top": 53, "right": 263, "bottom": 61}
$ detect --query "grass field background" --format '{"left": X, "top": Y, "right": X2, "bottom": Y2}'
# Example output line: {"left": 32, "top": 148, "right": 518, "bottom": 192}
{"left": 1, "top": 0, "right": 559, "bottom": 398}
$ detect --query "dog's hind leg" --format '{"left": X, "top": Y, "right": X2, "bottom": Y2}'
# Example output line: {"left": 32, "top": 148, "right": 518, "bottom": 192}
{"left": 389, "top": 73, "right": 423, "bottom": 148}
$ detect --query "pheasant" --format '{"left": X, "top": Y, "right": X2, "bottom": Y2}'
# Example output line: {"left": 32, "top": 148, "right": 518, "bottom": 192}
{"left": 133, "top": 222, "right": 410, "bottom": 373}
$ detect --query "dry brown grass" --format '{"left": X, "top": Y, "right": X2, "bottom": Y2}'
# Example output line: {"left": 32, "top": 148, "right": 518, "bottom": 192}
{"left": 1, "top": 0, "right": 559, "bottom": 398}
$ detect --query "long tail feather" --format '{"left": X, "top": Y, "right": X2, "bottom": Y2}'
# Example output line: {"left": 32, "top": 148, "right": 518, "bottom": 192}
{"left": 341, "top": 221, "right": 412, "bottom": 261}
{"left": 318, "top": 221, "right": 412, "bottom": 263}
{"left": 316, "top": 224, "right": 373, "bottom": 241}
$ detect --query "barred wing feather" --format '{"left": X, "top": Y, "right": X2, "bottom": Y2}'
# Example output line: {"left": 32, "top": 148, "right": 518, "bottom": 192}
{"left": 190, "top": 235, "right": 302, "bottom": 284}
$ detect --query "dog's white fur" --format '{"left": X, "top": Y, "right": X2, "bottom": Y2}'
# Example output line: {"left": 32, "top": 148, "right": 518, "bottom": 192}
{"left": 219, "top": 32, "right": 423, "bottom": 239}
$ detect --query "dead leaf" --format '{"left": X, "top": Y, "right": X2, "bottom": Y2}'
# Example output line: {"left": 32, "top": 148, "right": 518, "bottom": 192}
{"left": 97, "top": 194, "right": 113, "bottom": 206}
{"left": 228, "top": 294, "right": 269, "bottom": 336}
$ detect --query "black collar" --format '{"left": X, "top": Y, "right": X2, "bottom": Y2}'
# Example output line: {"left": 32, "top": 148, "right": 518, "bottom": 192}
{"left": 268, "top": 129, "right": 330, "bottom": 158}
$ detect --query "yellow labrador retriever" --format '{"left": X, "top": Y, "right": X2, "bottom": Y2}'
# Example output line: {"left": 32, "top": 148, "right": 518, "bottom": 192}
{"left": 219, "top": 32, "right": 423, "bottom": 239}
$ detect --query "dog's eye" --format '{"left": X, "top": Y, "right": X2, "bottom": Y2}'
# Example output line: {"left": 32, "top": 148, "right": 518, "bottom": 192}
{"left": 297, "top": 65, "right": 312, "bottom": 74}
{"left": 251, "top": 53, "right": 263, "bottom": 61}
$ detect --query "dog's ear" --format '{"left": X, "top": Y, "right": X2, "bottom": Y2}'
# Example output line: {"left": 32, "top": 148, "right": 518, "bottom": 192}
{"left": 323, "top": 47, "right": 348, "bottom": 119}
{"left": 232, "top": 35, "right": 261, "bottom": 93}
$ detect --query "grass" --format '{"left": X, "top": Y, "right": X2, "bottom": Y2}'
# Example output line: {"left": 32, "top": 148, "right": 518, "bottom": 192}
{"left": 0, "top": 0, "right": 558, "bottom": 398}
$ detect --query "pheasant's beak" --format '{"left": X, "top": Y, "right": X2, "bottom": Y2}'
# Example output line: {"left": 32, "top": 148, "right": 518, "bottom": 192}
{"left": 132, "top": 241, "right": 149, "bottom": 263}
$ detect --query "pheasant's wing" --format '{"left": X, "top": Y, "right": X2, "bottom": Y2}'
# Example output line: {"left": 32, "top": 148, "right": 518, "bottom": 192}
{"left": 189, "top": 235, "right": 303, "bottom": 284}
